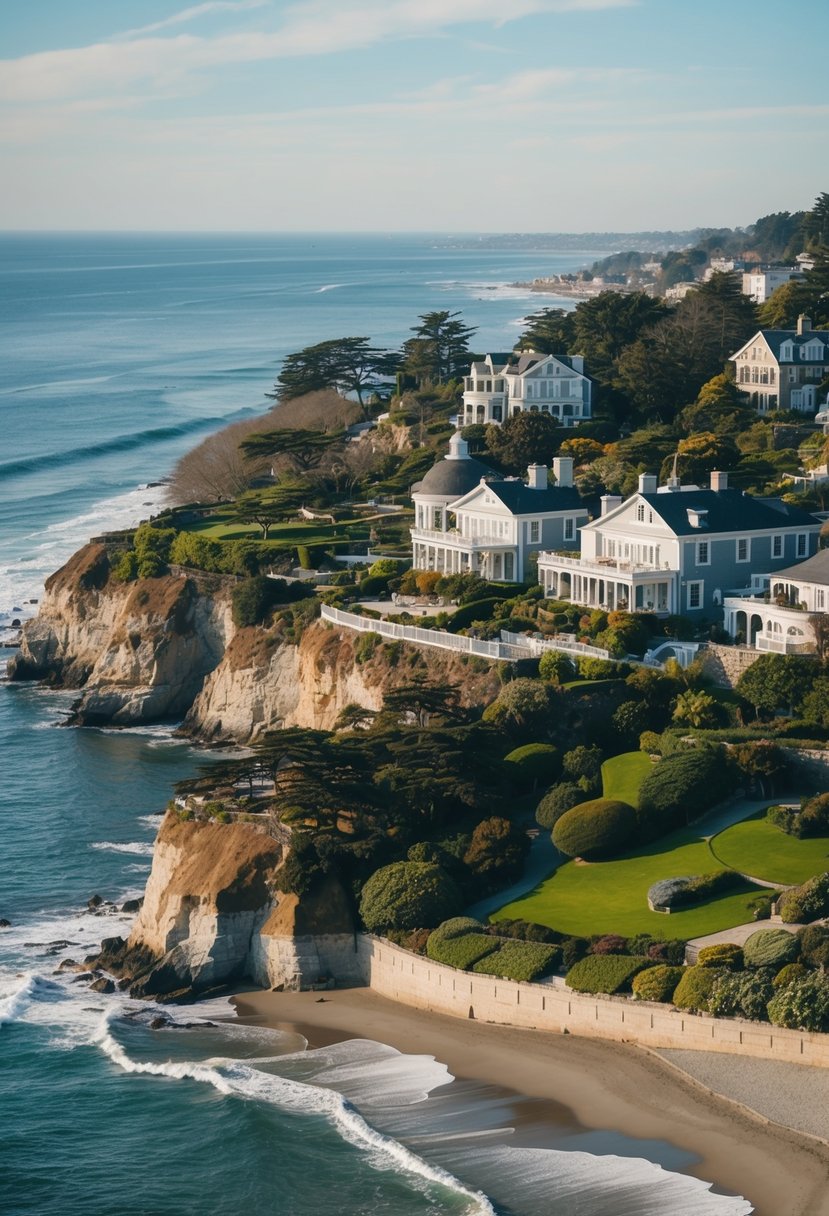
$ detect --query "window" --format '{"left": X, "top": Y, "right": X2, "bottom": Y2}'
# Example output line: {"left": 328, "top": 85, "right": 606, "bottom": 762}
{"left": 696, "top": 541, "right": 710, "bottom": 565}
{"left": 736, "top": 537, "right": 750, "bottom": 563}
{"left": 772, "top": 534, "right": 783, "bottom": 558}
{"left": 432, "top": 508, "right": 442, "bottom": 530}
{"left": 797, "top": 533, "right": 808, "bottom": 558}
{"left": 818, "top": 590, "right": 825, "bottom": 610}
{"left": 687, "top": 581, "right": 703, "bottom": 610}
{"left": 564, "top": 518, "right": 575, "bottom": 542}
{"left": 529, "top": 520, "right": 540, "bottom": 543}
{"left": 636, "top": 503, "right": 645, "bottom": 522}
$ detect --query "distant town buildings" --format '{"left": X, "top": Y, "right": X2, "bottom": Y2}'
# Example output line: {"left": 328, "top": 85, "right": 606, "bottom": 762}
{"left": 461, "top": 351, "right": 592, "bottom": 429}
{"left": 741, "top": 266, "right": 803, "bottom": 304}
{"left": 730, "top": 315, "right": 829, "bottom": 415}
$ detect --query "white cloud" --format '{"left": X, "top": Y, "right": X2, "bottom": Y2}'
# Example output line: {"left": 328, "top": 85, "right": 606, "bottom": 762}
{"left": 0, "top": 0, "right": 638, "bottom": 103}
{"left": 116, "top": 1, "right": 270, "bottom": 41}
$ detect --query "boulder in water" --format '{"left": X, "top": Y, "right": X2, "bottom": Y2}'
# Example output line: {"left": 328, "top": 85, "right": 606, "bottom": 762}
{"left": 90, "top": 977, "right": 116, "bottom": 994}
{"left": 87, "top": 894, "right": 103, "bottom": 910}
{"left": 121, "top": 898, "right": 143, "bottom": 914}
{"left": 0, "top": 918, "right": 11, "bottom": 929}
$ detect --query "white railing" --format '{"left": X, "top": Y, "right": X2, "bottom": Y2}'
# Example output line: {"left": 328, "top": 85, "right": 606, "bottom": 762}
{"left": 411, "top": 527, "right": 515, "bottom": 548}
{"left": 537, "top": 551, "right": 669, "bottom": 575}
{"left": 756, "top": 635, "right": 812, "bottom": 654}
{"left": 500, "top": 630, "right": 611, "bottom": 660}
{"left": 321, "top": 604, "right": 529, "bottom": 661}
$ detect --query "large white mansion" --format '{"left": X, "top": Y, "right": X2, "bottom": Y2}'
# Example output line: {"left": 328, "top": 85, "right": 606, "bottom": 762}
{"left": 461, "top": 351, "right": 592, "bottom": 428}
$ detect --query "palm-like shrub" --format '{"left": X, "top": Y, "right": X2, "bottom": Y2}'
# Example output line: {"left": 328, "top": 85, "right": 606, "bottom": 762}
{"left": 552, "top": 798, "right": 637, "bottom": 860}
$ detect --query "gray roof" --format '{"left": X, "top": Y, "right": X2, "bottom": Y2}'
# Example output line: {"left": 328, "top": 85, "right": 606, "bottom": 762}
{"left": 642, "top": 487, "right": 819, "bottom": 536}
{"left": 756, "top": 328, "right": 829, "bottom": 363}
{"left": 412, "top": 453, "right": 499, "bottom": 498}
{"left": 774, "top": 548, "right": 829, "bottom": 586}
{"left": 486, "top": 481, "right": 583, "bottom": 515}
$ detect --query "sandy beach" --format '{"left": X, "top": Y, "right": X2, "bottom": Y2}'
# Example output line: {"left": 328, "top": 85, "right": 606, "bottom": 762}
{"left": 233, "top": 986, "right": 829, "bottom": 1216}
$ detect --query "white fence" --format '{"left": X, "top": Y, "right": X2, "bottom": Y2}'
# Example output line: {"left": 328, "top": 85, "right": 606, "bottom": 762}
{"left": 321, "top": 604, "right": 612, "bottom": 664}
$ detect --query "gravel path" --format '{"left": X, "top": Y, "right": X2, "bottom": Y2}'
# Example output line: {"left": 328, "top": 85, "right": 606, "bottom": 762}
{"left": 658, "top": 1048, "right": 829, "bottom": 1142}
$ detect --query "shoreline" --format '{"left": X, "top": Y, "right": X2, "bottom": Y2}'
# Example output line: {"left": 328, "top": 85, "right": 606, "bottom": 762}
{"left": 232, "top": 985, "right": 829, "bottom": 1216}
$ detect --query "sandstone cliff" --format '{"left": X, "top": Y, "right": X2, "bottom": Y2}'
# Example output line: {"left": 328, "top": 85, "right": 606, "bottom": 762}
{"left": 9, "top": 544, "right": 233, "bottom": 725}
{"left": 94, "top": 810, "right": 363, "bottom": 996}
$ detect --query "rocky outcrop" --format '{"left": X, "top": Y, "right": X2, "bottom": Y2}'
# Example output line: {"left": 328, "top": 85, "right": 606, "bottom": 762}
{"left": 90, "top": 810, "right": 362, "bottom": 997}
{"left": 9, "top": 544, "right": 234, "bottom": 725}
{"left": 185, "top": 620, "right": 502, "bottom": 740}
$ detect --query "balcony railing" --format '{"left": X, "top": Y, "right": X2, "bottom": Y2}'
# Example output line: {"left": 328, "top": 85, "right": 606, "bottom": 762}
{"left": 756, "top": 635, "right": 813, "bottom": 654}
{"left": 411, "top": 526, "right": 515, "bottom": 549}
{"left": 538, "top": 551, "right": 671, "bottom": 576}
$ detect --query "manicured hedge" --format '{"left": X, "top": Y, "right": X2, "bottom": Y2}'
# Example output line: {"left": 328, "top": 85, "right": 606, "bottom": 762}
{"left": 637, "top": 748, "right": 738, "bottom": 841}
{"left": 472, "top": 941, "right": 560, "bottom": 983}
{"left": 565, "top": 954, "right": 652, "bottom": 994}
{"left": 773, "top": 962, "right": 810, "bottom": 990}
{"left": 552, "top": 798, "right": 637, "bottom": 860}
{"left": 359, "top": 862, "right": 462, "bottom": 932}
{"left": 672, "top": 965, "right": 721, "bottom": 1013}
{"left": 708, "top": 969, "right": 775, "bottom": 1021}
{"left": 696, "top": 943, "right": 743, "bottom": 970}
{"left": 631, "top": 965, "right": 684, "bottom": 1003}
{"left": 742, "top": 928, "right": 800, "bottom": 969}
{"left": 535, "top": 782, "right": 583, "bottom": 830}
{"left": 445, "top": 597, "right": 501, "bottom": 632}
{"left": 767, "top": 974, "right": 829, "bottom": 1032}
{"left": 428, "top": 932, "right": 500, "bottom": 971}
{"left": 426, "top": 916, "right": 482, "bottom": 945}
{"left": 504, "top": 743, "right": 560, "bottom": 788}
{"left": 778, "top": 872, "right": 829, "bottom": 923}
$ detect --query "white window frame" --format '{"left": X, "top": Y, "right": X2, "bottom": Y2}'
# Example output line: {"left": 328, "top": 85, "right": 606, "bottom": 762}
{"left": 772, "top": 534, "right": 783, "bottom": 558}
{"left": 563, "top": 517, "right": 575, "bottom": 542}
{"left": 817, "top": 589, "right": 825, "bottom": 610}
{"left": 736, "top": 537, "right": 750, "bottom": 563}
{"left": 696, "top": 540, "right": 710, "bottom": 565}
{"left": 529, "top": 520, "right": 540, "bottom": 543}
{"left": 797, "top": 533, "right": 808, "bottom": 558}
{"left": 687, "top": 580, "right": 704, "bottom": 610}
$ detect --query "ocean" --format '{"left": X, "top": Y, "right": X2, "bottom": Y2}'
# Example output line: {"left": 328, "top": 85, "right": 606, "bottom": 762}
{"left": 0, "top": 233, "right": 751, "bottom": 1215}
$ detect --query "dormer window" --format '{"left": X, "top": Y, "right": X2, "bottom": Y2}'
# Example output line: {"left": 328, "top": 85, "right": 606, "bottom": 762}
{"left": 780, "top": 342, "right": 794, "bottom": 361}
{"left": 687, "top": 508, "right": 708, "bottom": 529}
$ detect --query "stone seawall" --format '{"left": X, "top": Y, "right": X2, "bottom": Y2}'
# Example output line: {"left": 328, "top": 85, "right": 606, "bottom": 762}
{"left": 700, "top": 642, "right": 762, "bottom": 689}
{"left": 357, "top": 936, "right": 829, "bottom": 1068}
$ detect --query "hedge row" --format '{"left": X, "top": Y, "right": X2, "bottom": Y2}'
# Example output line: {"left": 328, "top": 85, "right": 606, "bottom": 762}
{"left": 565, "top": 954, "right": 652, "bottom": 994}
{"left": 472, "top": 941, "right": 560, "bottom": 983}
{"left": 427, "top": 932, "right": 500, "bottom": 971}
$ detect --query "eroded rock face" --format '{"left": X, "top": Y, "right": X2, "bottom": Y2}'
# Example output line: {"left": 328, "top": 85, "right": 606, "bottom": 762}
{"left": 91, "top": 811, "right": 362, "bottom": 997}
{"left": 9, "top": 545, "right": 233, "bottom": 725}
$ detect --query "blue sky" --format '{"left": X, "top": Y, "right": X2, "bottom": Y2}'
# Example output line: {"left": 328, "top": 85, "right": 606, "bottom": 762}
{"left": 1, "top": 0, "right": 827, "bottom": 232}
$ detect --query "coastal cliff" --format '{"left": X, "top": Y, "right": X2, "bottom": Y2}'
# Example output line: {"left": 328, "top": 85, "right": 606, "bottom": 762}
{"left": 9, "top": 544, "right": 233, "bottom": 725}
{"left": 10, "top": 544, "right": 500, "bottom": 739}
{"left": 94, "top": 810, "right": 363, "bottom": 997}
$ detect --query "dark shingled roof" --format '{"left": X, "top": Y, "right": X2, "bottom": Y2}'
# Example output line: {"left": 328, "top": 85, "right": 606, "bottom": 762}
{"left": 773, "top": 548, "right": 829, "bottom": 586}
{"left": 755, "top": 328, "right": 829, "bottom": 363}
{"left": 486, "top": 481, "right": 583, "bottom": 515}
{"left": 641, "top": 488, "right": 819, "bottom": 536}
{"left": 412, "top": 454, "right": 499, "bottom": 498}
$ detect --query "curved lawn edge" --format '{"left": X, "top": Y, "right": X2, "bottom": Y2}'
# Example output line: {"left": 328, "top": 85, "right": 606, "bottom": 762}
{"left": 711, "top": 810, "right": 829, "bottom": 888}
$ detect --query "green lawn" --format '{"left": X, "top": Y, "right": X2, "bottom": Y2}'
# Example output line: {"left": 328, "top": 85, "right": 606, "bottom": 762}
{"left": 712, "top": 811, "right": 829, "bottom": 886}
{"left": 183, "top": 512, "right": 368, "bottom": 546}
{"left": 601, "top": 751, "right": 654, "bottom": 808}
{"left": 492, "top": 824, "right": 764, "bottom": 938}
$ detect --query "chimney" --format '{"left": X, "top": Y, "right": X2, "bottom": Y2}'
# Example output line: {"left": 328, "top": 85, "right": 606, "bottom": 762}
{"left": 710, "top": 469, "right": 728, "bottom": 491}
{"left": 569, "top": 355, "right": 585, "bottom": 374}
{"left": 638, "top": 472, "right": 658, "bottom": 495}
{"left": 601, "top": 494, "right": 623, "bottom": 516}
{"left": 527, "top": 463, "right": 548, "bottom": 490}
{"left": 552, "top": 456, "right": 573, "bottom": 488}
{"left": 797, "top": 314, "right": 812, "bottom": 336}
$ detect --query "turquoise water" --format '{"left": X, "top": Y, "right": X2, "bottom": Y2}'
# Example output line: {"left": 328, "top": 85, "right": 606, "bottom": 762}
{"left": 0, "top": 234, "right": 752, "bottom": 1215}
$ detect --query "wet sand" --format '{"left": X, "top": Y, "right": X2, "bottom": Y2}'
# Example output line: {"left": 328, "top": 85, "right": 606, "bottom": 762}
{"left": 232, "top": 986, "right": 829, "bottom": 1216}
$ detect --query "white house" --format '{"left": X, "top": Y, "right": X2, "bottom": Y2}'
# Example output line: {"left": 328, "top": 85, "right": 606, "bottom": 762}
{"left": 461, "top": 351, "right": 592, "bottom": 429}
{"left": 741, "top": 267, "right": 802, "bottom": 305}
{"left": 723, "top": 548, "right": 829, "bottom": 654}
{"left": 410, "top": 435, "right": 587, "bottom": 583}
{"left": 537, "top": 470, "right": 821, "bottom": 619}
{"left": 730, "top": 315, "right": 829, "bottom": 415}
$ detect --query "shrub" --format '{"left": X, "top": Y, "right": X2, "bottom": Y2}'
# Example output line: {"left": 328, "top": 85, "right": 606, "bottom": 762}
{"left": 561, "top": 744, "right": 604, "bottom": 782}
{"left": 590, "top": 934, "right": 629, "bottom": 955}
{"left": 743, "top": 928, "right": 800, "bottom": 969}
{"left": 639, "top": 730, "right": 663, "bottom": 755}
{"left": 632, "top": 965, "right": 684, "bottom": 1003}
{"left": 355, "top": 631, "right": 380, "bottom": 664}
{"left": 472, "top": 941, "right": 560, "bottom": 983}
{"left": 561, "top": 936, "right": 590, "bottom": 969}
{"left": 552, "top": 798, "right": 637, "bottom": 860}
{"left": 799, "top": 793, "right": 829, "bottom": 837}
{"left": 565, "top": 954, "right": 651, "bottom": 995}
{"left": 369, "top": 558, "right": 402, "bottom": 579}
{"left": 697, "top": 943, "right": 744, "bottom": 970}
{"left": 490, "top": 918, "right": 562, "bottom": 944}
{"left": 709, "top": 969, "right": 775, "bottom": 1021}
{"left": 672, "top": 966, "right": 721, "bottom": 1012}
{"left": 773, "top": 962, "right": 810, "bottom": 990}
{"left": 428, "top": 932, "right": 500, "bottom": 970}
{"left": 767, "top": 974, "right": 829, "bottom": 1032}
{"left": 578, "top": 657, "right": 628, "bottom": 679}
{"left": 481, "top": 678, "right": 557, "bottom": 733}
{"left": 427, "top": 917, "right": 482, "bottom": 945}
{"left": 538, "top": 650, "right": 576, "bottom": 684}
{"left": 778, "top": 872, "right": 829, "bottom": 923}
{"left": 359, "top": 862, "right": 463, "bottom": 933}
{"left": 357, "top": 573, "right": 391, "bottom": 598}
{"left": 504, "top": 743, "right": 560, "bottom": 789}
{"left": 646, "top": 939, "right": 687, "bottom": 965}
{"left": 766, "top": 803, "right": 800, "bottom": 835}
{"left": 797, "top": 923, "right": 829, "bottom": 966}
{"left": 535, "top": 782, "right": 583, "bottom": 830}
{"left": 231, "top": 575, "right": 314, "bottom": 628}
{"left": 463, "top": 817, "right": 530, "bottom": 890}
{"left": 637, "top": 747, "right": 739, "bottom": 840}
{"left": 446, "top": 597, "right": 501, "bottom": 633}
